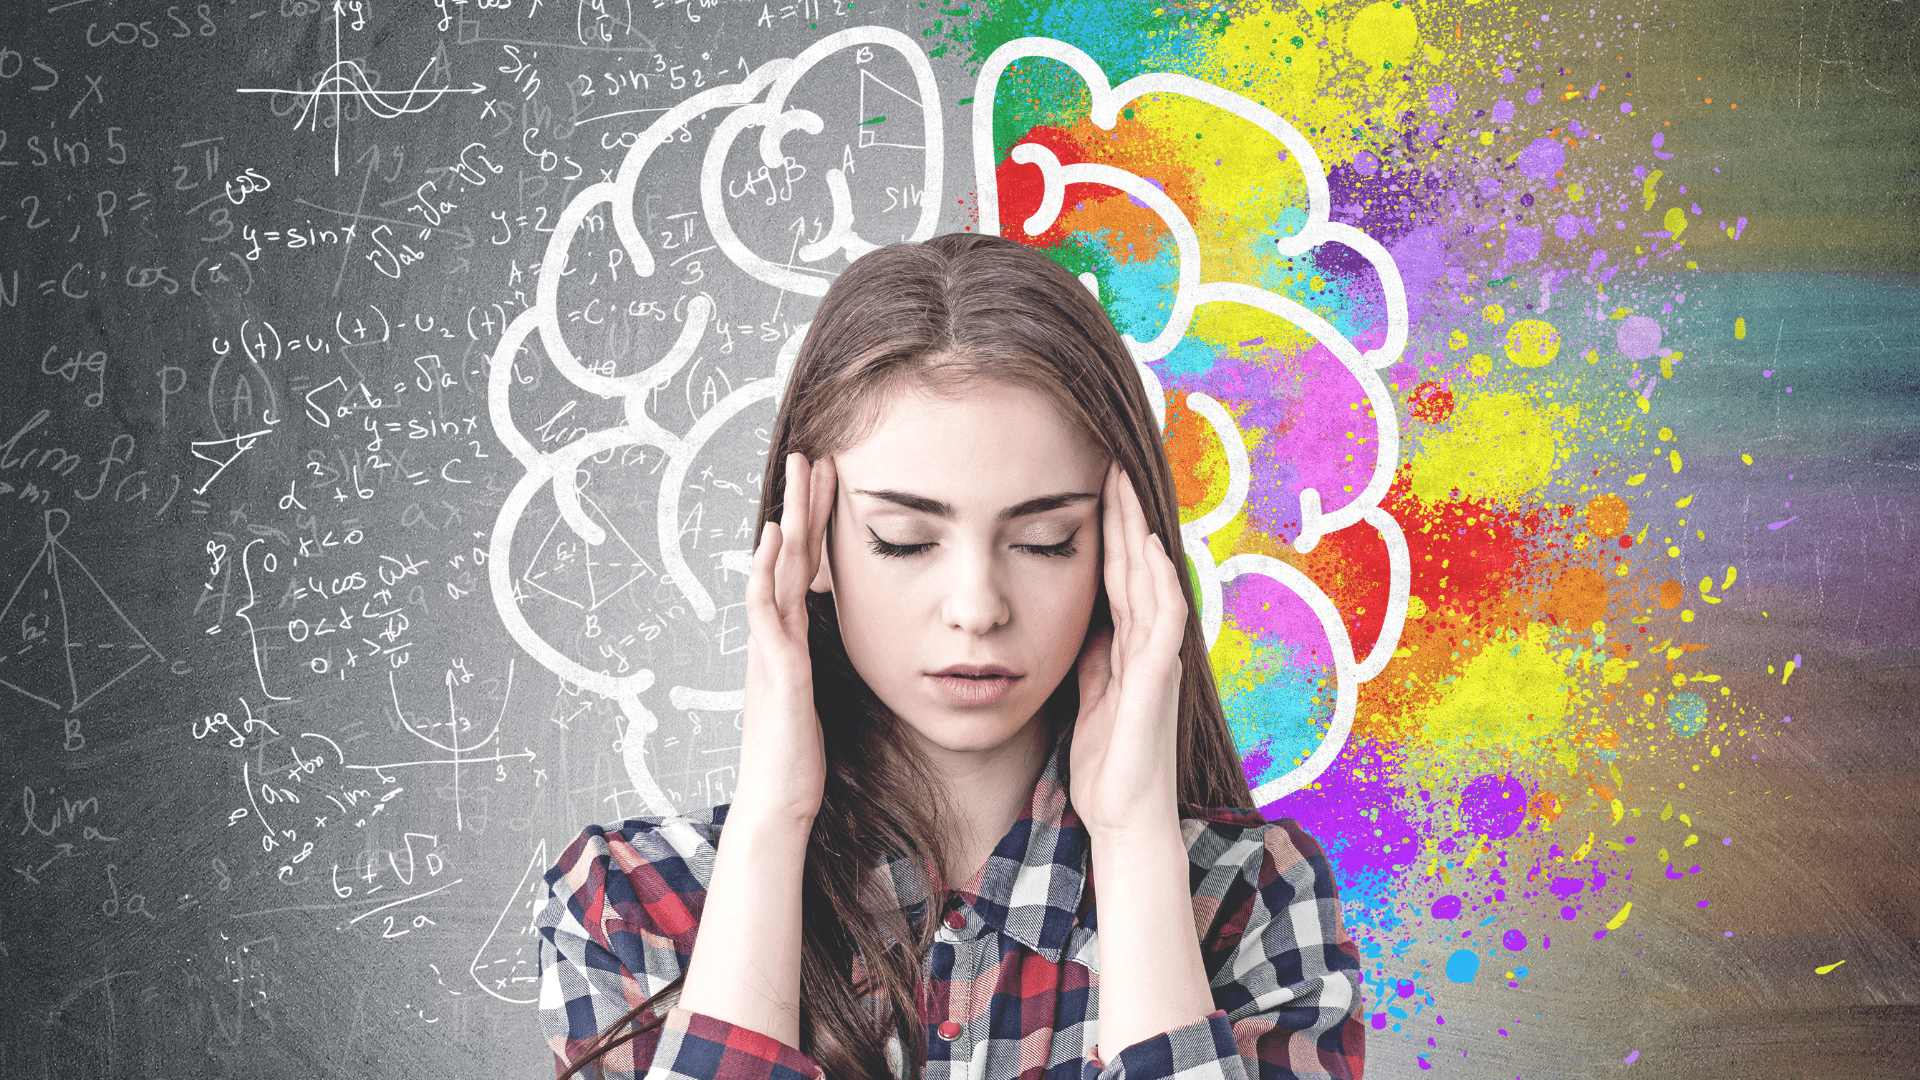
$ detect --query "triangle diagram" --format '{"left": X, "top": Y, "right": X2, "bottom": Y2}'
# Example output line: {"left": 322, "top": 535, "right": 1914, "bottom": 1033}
{"left": 519, "top": 494, "right": 655, "bottom": 612}
{"left": 0, "top": 544, "right": 73, "bottom": 710}
{"left": 54, "top": 539, "right": 163, "bottom": 710}
{"left": 0, "top": 513, "right": 164, "bottom": 712}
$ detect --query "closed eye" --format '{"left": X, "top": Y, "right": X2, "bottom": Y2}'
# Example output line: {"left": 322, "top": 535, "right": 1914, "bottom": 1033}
{"left": 866, "top": 527, "right": 934, "bottom": 559}
{"left": 1021, "top": 530, "right": 1082, "bottom": 553}
{"left": 866, "top": 529, "right": 1080, "bottom": 559}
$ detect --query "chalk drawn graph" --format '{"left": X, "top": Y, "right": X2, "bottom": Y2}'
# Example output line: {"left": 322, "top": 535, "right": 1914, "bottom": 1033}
{"left": 236, "top": 2, "right": 485, "bottom": 174}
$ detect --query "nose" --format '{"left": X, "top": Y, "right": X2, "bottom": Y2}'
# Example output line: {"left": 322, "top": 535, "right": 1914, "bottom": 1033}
{"left": 940, "top": 548, "right": 1010, "bottom": 636}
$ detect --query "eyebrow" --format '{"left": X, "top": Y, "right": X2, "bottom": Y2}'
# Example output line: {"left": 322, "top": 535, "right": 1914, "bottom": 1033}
{"left": 852, "top": 489, "right": 1097, "bottom": 521}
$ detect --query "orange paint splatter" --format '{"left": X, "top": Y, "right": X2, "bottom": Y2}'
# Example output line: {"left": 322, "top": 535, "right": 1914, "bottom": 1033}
{"left": 1585, "top": 492, "right": 1631, "bottom": 537}
{"left": 1657, "top": 579, "right": 1685, "bottom": 610}
{"left": 1544, "top": 565, "right": 1609, "bottom": 629}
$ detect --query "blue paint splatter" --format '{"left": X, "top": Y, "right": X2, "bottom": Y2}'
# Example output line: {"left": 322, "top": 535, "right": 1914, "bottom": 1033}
{"left": 1444, "top": 949, "right": 1480, "bottom": 984}
{"left": 1667, "top": 694, "right": 1708, "bottom": 736}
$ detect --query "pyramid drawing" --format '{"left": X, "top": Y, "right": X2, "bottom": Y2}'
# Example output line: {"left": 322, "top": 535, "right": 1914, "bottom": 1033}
{"left": 518, "top": 492, "right": 655, "bottom": 612}
{"left": 0, "top": 511, "right": 164, "bottom": 712}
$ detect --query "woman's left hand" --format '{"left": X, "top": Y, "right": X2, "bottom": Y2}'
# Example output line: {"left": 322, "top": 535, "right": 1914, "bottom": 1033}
{"left": 1069, "top": 463, "right": 1189, "bottom": 838}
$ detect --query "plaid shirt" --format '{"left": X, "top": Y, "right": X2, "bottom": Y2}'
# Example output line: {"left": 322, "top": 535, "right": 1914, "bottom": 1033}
{"left": 537, "top": 742, "right": 1365, "bottom": 1080}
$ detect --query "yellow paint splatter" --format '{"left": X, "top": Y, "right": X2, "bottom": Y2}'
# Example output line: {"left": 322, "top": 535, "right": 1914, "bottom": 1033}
{"left": 1414, "top": 628, "right": 1574, "bottom": 746}
{"left": 1409, "top": 393, "right": 1575, "bottom": 503}
{"left": 1482, "top": 303, "right": 1506, "bottom": 324}
{"left": 1344, "top": 1, "right": 1419, "bottom": 74}
{"left": 1664, "top": 206, "right": 1688, "bottom": 240}
{"left": 1816, "top": 960, "right": 1847, "bottom": 975}
{"left": 1606, "top": 902, "right": 1633, "bottom": 930}
{"left": 1505, "top": 319, "right": 1561, "bottom": 368}
{"left": 1782, "top": 657, "right": 1797, "bottom": 684}
{"left": 1735, "top": 317, "right": 1747, "bottom": 340}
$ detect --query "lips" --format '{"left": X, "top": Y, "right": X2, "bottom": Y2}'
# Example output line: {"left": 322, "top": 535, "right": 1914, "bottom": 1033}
{"left": 927, "top": 665, "right": 1021, "bottom": 707}
{"left": 933, "top": 661, "right": 1021, "bottom": 676}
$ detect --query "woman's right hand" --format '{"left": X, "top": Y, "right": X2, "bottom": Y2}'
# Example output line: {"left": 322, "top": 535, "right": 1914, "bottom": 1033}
{"left": 735, "top": 452, "right": 836, "bottom": 826}
{"left": 678, "top": 454, "right": 833, "bottom": 1040}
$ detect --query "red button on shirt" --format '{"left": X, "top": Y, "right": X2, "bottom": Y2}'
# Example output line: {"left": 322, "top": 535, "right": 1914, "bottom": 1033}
{"left": 943, "top": 910, "right": 966, "bottom": 931}
{"left": 937, "top": 1020, "right": 962, "bottom": 1041}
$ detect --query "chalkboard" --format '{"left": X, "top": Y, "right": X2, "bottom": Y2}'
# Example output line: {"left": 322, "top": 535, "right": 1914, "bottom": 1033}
{"left": 0, "top": 3, "right": 959, "bottom": 1075}
{"left": 7, "top": 0, "right": 1917, "bottom": 1076}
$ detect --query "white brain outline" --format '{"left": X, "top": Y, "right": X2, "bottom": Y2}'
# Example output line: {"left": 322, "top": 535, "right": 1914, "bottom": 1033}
{"left": 971, "top": 39, "right": 1412, "bottom": 804}
{"left": 488, "top": 31, "right": 1409, "bottom": 814}
{"left": 486, "top": 28, "right": 940, "bottom": 815}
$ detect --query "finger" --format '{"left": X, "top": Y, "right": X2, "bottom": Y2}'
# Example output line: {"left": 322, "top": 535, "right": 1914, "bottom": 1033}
{"left": 805, "top": 455, "right": 836, "bottom": 589}
{"left": 1147, "top": 533, "right": 1187, "bottom": 659}
{"left": 1119, "top": 468, "right": 1158, "bottom": 645}
{"left": 775, "top": 453, "right": 810, "bottom": 618}
{"left": 1101, "top": 463, "right": 1132, "bottom": 631}
{"left": 747, "top": 519, "right": 782, "bottom": 630}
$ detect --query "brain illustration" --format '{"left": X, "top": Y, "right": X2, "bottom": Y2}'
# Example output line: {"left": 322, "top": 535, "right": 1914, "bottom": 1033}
{"left": 487, "top": 31, "right": 1407, "bottom": 814}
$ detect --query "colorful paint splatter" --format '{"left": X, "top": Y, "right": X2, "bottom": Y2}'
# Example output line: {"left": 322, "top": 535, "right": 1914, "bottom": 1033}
{"left": 935, "top": 0, "right": 1786, "bottom": 1063}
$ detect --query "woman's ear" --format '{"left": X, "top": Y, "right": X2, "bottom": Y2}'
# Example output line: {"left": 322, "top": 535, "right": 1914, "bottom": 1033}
{"left": 808, "top": 522, "right": 834, "bottom": 593}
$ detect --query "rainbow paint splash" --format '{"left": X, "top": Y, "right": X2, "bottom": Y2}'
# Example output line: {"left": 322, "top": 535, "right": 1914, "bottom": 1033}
{"left": 940, "top": 0, "right": 1768, "bottom": 1059}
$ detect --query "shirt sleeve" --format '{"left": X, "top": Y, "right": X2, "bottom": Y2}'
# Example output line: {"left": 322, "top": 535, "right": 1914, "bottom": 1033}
{"left": 535, "top": 815, "right": 828, "bottom": 1080}
{"left": 1086, "top": 817, "right": 1365, "bottom": 1080}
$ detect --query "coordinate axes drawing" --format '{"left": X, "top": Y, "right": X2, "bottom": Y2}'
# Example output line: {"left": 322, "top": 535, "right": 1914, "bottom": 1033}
{"left": 235, "top": 2, "right": 485, "bottom": 175}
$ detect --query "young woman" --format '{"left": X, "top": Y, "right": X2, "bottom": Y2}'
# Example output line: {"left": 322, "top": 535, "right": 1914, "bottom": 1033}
{"left": 537, "top": 233, "right": 1364, "bottom": 1080}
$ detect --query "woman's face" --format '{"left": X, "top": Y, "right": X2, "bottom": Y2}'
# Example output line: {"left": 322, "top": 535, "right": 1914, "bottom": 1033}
{"left": 821, "top": 379, "right": 1107, "bottom": 759}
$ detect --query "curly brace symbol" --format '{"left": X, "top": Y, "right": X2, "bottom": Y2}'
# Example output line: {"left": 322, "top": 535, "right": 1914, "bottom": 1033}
{"left": 972, "top": 39, "right": 1412, "bottom": 803}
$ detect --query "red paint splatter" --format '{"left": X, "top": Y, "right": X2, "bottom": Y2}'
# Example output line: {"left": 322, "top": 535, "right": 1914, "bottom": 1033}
{"left": 1408, "top": 381, "right": 1456, "bottom": 423}
{"left": 991, "top": 125, "right": 1084, "bottom": 250}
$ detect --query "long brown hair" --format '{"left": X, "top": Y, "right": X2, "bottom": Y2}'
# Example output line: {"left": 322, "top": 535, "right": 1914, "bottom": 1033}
{"left": 561, "top": 233, "right": 1253, "bottom": 1079}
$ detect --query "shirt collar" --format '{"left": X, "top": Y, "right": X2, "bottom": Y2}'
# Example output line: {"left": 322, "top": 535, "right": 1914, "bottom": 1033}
{"left": 945, "top": 737, "right": 1090, "bottom": 964}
